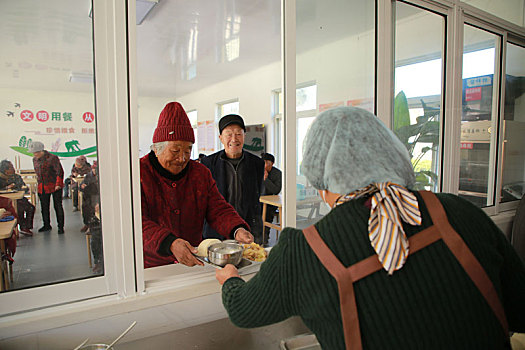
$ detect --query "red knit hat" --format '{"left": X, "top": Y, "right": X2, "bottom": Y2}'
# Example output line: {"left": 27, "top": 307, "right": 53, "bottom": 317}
{"left": 152, "top": 102, "right": 195, "bottom": 143}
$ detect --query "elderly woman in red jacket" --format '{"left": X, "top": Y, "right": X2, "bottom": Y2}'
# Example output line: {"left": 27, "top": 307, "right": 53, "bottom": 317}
{"left": 30, "top": 141, "right": 65, "bottom": 234}
{"left": 140, "top": 102, "right": 254, "bottom": 268}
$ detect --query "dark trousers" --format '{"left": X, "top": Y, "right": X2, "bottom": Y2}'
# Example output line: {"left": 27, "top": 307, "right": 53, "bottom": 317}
{"left": 63, "top": 178, "right": 71, "bottom": 197}
{"left": 250, "top": 214, "right": 264, "bottom": 245}
{"left": 263, "top": 205, "right": 278, "bottom": 244}
{"left": 38, "top": 190, "right": 65, "bottom": 229}
{"left": 89, "top": 218, "right": 103, "bottom": 265}
{"left": 17, "top": 197, "right": 35, "bottom": 230}
{"left": 82, "top": 194, "right": 96, "bottom": 226}
{"left": 72, "top": 187, "right": 79, "bottom": 208}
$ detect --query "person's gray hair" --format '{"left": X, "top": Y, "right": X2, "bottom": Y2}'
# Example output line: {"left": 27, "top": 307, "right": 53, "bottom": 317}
{"left": 0, "top": 159, "right": 12, "bottom": 173}
{"left": 29, "top": 141, "right": 45, "bottom": 153}
{"left": 151, "top": 141, "right": 168, "bottom": 154}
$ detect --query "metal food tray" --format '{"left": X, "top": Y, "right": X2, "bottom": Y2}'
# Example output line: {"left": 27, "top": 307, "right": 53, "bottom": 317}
{"left": 195, "top": 247, "right": 270, "bottom": 275}
{"left": 195, "top": 255, "right": 265, "bottom": 275}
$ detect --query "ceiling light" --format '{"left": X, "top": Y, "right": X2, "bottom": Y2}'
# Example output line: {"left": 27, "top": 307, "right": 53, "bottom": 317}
{"left": 88, "top": 0, "right": 159, "bottom": 25}
{"left": 68, "top": 72, "right": 93, "bottom": 84}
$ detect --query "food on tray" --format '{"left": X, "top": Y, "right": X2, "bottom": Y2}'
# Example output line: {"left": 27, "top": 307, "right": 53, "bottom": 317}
{"left": 242, "top": 242, "right": 267, "bottom": 262}
{"left": 197, "top": 238, "right": 221, "bottom": 257}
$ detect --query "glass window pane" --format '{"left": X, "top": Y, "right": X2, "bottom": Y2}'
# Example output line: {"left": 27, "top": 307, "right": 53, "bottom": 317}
{"left": 459, "top": 25, "right": 500, "bottom": 207}
{"left": 220, "top": 101, "right": 239, "bottom": 116}
{"left": 461, "top": 0, "right": 525, "bottom": 27}
{"left": 137, "top": 0, "right": 281, "bottom": 268}
{"left": 501, "top": 42, "right": 525, "bottom": 203}
{"left": 0, "top": 0, "right": 102, "bottom": 292}
{"left": 296, "top": 85, "right": 317, "bottom": 112}
{"left": 394, "top": 2, "right": 445, "bottom": 192}
{"left": 296, "top": 0, "right": 375, "bottom": 229}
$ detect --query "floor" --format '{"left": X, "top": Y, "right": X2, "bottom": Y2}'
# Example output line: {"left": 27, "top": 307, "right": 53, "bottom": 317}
{"left": 10, "top": 196, "right": 96, "bottom": 291}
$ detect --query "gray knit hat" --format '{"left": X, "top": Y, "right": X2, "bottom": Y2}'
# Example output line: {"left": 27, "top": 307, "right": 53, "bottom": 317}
{"left": 29, "top": 141, "right": 45, "bottom": 153}
{"left": 301, "top": 107, "right": 415, "bottom": 194}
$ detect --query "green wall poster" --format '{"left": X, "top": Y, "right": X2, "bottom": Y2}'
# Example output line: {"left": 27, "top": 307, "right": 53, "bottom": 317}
{"left": 11, "top": 135, "right": 97, "bottom": 158}
{"left": 243, "top": 124, "right": 265, "bottom": 156}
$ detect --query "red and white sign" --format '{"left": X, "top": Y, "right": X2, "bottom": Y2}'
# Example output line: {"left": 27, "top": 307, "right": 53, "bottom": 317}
{"left": 83, "top": 112, "right": 94, "bottom": 123}
{"left": 20, "top": 110, "right": 34, "bottom": 122}
{"left": 460, "top": 142, "right": 474, "bottom": 150}
{"left": 465, "top": 87, "right": 482, "bottom": 102}
{"left": 36, "top": 110, "right": 49, "bottom": 122}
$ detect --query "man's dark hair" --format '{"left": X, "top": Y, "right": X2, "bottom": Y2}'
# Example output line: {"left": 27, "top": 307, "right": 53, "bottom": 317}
{"left": 261, "top": 153, "right": 275, "bottom": 163}
{"left": 0, "top": 159, "right": 12, "bottom": 173}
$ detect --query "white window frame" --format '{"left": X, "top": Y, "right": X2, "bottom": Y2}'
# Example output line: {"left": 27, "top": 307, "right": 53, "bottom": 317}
{"left": 187, "top": 109, "right": 199, "bottom": 160}
{"left": 2, "top": 0, "right": 524, "bottom": 332}
{"left": 0, "top": 0, "right": 136, "bottom": 316}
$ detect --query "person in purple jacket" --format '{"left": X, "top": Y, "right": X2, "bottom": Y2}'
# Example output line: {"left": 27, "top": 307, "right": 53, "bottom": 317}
{"left": 140, "top": 102, "right": 254, "bottom": 268}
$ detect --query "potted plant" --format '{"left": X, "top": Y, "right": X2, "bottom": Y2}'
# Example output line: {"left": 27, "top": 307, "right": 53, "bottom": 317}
{"left": 394, "top": 91, "right": 440, "bottom": 190}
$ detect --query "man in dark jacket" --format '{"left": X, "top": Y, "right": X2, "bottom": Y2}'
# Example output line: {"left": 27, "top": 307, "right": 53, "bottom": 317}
{"left": 202, "top": 114, "right": 265, "bottom": 244}
{"left": 30, "top": 141, "right": 65, "bottom": 234}
{"left": 261, "top": 153, "right": 282, "bottom": 245}
{"left": 140, "top": 102, "right": 254, "bottom": 268}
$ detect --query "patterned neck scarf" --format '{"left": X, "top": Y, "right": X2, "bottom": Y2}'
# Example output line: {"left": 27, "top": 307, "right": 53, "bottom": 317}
{"left": 335, "top": 182, "right": 422, "bottom": 274}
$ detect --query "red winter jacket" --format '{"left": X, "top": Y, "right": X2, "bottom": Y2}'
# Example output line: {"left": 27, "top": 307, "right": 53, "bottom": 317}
{"left": 140, "top": 153, "right": 249, "bottom": 268}
{"left": 0, "top": 196, "right": 17, "bottom": 259}
{"left": 33, "top": 151, "right": 64, "bottom": 194}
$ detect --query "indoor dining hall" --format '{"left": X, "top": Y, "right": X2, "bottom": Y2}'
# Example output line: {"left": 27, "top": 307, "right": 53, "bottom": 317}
{"left": 0, "top": 0, "right": 524, "bottom": 349}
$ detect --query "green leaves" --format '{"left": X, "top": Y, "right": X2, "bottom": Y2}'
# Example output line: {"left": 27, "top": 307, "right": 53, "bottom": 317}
{"left": 394, "top": 90, "right": 410, "bottom": 132}
{"left": 393, "top": 91, "right": 440, "bottom": 189}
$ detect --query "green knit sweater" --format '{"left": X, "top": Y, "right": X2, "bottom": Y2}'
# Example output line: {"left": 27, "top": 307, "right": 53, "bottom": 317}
{"left": 222, "top": 193, "right": 525, "bottom": 349}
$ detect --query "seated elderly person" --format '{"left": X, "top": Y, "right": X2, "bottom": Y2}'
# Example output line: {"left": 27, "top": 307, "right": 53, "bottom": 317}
{"left": 67, "top": 156, "right": 91, "bottom": 211}
{"left": 216, "top": 107, "right": 525, "bottom": 349}
{"left": 0, "top": 159, "right": 35, "bottom": 236}
{"left": 0, "top": 196, "right": 18, "bottom": 264}
{"left": 141, "top": 102, "right": 254, "bottom": 268}
{"left": 80, "top": 161, "right": 99, "bottom": 233}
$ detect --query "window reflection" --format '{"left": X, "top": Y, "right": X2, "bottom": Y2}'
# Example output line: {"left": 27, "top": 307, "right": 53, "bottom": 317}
{"left": 459, "top": 25, "right": 499, "bottom": 207}
{"left": 0, "top": 0, "right": 102, "bottom": 292}
{"left": 296, "top": 0, "right": 375, "bottom": 229}
{"left": 394, "top": 2, "right": 445, "bottom": 192}
{"left": 501, "top": 43, "right": 525, "bottom": 203}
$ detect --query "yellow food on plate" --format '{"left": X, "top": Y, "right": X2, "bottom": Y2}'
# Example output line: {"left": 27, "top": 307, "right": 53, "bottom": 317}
{"left": 197, "top": 239, "right": 221, "bottom": 257}
{"left": 242, "top": 242, "right": 267, "bottom": 262}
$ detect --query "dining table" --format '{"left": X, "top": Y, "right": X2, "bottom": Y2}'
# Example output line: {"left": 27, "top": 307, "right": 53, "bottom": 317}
{"left": 0, "top": 190, "right": 25, "bottom": 217}
{"left": 259, "top": 194, "right": 324, "bottom": 243}
{"left": 260, "top": 195, "right": 283, "bottom": 243}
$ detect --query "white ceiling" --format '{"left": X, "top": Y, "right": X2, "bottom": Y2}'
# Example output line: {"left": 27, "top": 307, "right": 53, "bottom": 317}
{"left": 0, "top": 0, "right": 409, "bottom": 98}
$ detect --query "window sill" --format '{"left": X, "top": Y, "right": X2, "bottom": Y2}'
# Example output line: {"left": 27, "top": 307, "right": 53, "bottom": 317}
{"left": 0, "top": 266, "right": 257, "bottom": 341}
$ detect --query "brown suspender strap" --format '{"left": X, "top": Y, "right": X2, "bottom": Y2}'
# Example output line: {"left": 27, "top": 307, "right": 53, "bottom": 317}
{"left": 303, "top": 224, "right": 442, "bottom": 350}
{"left": 418, "top": 191, "right": 509, "bottom": 334}
{"left": 303, "top": 225, "right": 362, "bottom": 350}
{"left": 348, "top": 226, "right": 441, "bottom": 283}
{"left": 303, "top": 191, "right": 508, "bottom": 350}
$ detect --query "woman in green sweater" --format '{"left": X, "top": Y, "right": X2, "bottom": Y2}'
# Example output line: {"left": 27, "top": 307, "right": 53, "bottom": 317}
{"left": 216, "top": 107, "right": 525, "bottom": 349}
